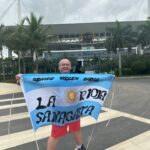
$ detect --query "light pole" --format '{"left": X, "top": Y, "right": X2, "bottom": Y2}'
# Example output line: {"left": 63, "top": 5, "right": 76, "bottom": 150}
{"left": 118, "top": 49, "right": 122, "bottom": 76}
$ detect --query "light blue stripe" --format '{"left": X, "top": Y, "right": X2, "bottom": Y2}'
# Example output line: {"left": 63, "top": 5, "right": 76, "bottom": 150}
{"left": 22, "top": 74, "right": 114, "bottom": 93}
{"left": 30, "top": 101, "right": 102, "bottom": 131}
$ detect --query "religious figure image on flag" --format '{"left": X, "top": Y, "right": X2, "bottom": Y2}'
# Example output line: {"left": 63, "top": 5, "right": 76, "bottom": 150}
{"left": 20, "top": 74, "right": 115, "bottom": 131}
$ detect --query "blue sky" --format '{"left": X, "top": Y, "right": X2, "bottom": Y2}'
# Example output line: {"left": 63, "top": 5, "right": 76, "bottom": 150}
{"left": 0, "top": 0, "right": 148, "bottom": 25}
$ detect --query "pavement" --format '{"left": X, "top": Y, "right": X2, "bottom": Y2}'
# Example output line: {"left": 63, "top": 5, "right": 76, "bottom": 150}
{"left": 0, "top": 77, "right": 150, "bottom": 150}
{"left": 0, "top": 83, "right": 21, "bottom": 95}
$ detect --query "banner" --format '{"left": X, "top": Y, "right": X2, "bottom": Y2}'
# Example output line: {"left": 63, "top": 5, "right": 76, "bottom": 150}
{"left": 20, "top": 74, "right": 115, "bottom": 130}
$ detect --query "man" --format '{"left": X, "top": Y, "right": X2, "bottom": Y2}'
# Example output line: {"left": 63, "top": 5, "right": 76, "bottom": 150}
{"left": 47, "top": 59, "right": 86, "bottom": 150}
{"left": 16, "top": 58, "right": 86, "bottom": 150}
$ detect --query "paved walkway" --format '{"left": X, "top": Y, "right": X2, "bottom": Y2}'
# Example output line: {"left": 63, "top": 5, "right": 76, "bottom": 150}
{"left": 0, "top": 83, "right": 21, "bottom": 95}
{"left": 0, "top": 79, "right": 150, "bottom": 150}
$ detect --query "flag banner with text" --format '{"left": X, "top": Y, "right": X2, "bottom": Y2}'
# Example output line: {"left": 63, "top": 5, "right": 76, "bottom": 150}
{"left": 20, "top": 74, "right": 115, "bottom": 130}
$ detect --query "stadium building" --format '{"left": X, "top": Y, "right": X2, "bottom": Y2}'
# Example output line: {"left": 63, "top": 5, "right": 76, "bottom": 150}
{"left": 43, "top": 21, "right": 145, "bottom": 61}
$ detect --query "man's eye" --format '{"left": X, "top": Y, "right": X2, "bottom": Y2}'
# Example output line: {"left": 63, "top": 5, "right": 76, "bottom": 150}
{"left": 62, "top": 64, "right": 69, "bottom": 66}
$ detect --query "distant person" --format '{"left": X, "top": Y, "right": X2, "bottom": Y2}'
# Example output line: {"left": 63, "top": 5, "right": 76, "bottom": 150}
{"left": 75, "top": 61, "right": 85, "bottom": 74}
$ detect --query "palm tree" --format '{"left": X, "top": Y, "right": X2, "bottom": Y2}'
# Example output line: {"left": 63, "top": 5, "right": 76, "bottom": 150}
{"left": 24, "top": 12, "right": 48, "bottom": 73}
{"left": 6, "top": 19, "right": 28, "bottom": 73}
{"left": 106, "top": 20, "right": 136, "bottom": 76}
{"left": 137, "top": 18, "right": 150, "bottom": 49}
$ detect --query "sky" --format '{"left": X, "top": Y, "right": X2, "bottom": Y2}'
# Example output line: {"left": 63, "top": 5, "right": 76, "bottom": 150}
{"left": 0, "top": 0, "right": 148, "bottom": 26}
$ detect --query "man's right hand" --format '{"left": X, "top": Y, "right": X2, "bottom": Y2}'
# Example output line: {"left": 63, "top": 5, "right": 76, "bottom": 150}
{"left": 16, "top": 74, "right": 21, "bottom": 80}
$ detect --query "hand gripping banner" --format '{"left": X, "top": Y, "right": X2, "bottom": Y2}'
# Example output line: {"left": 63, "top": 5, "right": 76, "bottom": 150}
{"left": 20, "top": 74, "right": 115, "bottom": 130}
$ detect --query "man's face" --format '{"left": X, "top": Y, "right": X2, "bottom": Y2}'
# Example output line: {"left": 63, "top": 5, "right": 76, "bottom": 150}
{"left": 59, "top": 59, "right": 71, "bottom": 73}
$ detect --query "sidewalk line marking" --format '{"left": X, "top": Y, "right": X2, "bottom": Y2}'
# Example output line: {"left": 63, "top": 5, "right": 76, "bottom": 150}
{"left": 0, "top": 97, "right": 24, "bottom": 102}
{"left": 0, "top": 103, "right": 26, "bottom": 110}
{"left": 106, "top": 130, "right": 150, "bottom": 150}
{"left": 103, "top": 107, "right": 150, "bottom": 124}
{"left": 0, "top": 112, "right": 29, "bottom": 122}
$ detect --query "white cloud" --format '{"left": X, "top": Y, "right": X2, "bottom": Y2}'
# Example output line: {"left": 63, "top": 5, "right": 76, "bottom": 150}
{"left": 0, "top": 0, "right": 148, "bottom": 25}
{"left": 64, "top": 0, "right": 147, "bottom": 23}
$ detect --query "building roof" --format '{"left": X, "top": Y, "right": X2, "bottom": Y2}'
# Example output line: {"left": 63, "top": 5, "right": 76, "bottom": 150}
{"left": 44, "top": 20, "right": 145, "bottom": 35}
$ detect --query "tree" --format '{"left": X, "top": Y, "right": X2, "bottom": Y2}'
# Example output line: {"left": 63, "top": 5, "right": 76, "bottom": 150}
{"left": 106, "top": 20, "right": 135, "bottom": 76}
{"left": 6, "top": 19, "right": 28, "bottom": 73}
{"left": 137, "top": 18, "right": 150, "bottom": 50}
{"left": 24, "top": 12, "right": 48, "bottom": 73}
